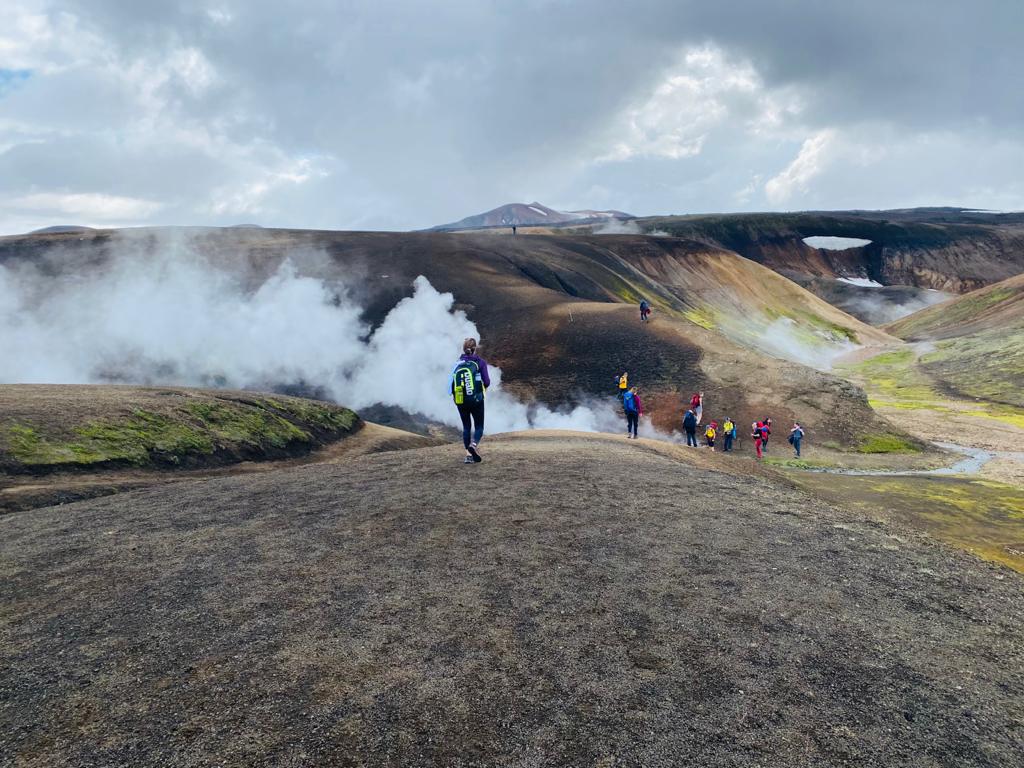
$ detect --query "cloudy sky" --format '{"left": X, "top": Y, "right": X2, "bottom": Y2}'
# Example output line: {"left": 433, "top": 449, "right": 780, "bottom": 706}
{"left": 1, "top": 0, "right": 1022, "bottom": 234}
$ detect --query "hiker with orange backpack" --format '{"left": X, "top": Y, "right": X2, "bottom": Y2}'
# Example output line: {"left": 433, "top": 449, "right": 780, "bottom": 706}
{"left": 451, "top": 337, "right": 490, "bottom": 464}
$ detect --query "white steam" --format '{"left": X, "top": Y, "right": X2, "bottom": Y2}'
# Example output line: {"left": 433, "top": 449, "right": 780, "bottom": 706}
{"left": 755, "top": 317, "right": 858, "bottom": 369}
{"left": 842, "top": 289, "right": 951, "bottom": 324}
{"left": 592, "top": 219, "right": 671, "bottom": 237}
{"left": 0, "top": 235, "right": 674, "bottom": 437}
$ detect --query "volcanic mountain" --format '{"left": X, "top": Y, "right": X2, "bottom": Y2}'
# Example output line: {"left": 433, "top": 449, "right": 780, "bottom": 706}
{"left": 431, "top": 201, "right": 633, "bottom": 230}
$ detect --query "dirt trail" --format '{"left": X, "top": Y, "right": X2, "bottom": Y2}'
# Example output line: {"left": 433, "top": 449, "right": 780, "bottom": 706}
{"left": 2, "top": 432, "right": 1020, "bottom": 767}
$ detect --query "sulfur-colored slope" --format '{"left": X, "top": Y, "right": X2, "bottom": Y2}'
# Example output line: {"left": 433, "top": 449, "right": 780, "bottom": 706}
{"left": 887, "top": 272, "right": 1024, "bottom": 340}
{"left": 884, "top": 274, "right": 1024, "bottom": 407}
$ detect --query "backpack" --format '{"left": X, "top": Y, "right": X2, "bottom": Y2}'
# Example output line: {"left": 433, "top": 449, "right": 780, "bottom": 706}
{"left": 622, "top": 391, "right": 637, "bottom": 412}
{"left": 452, "top": 359, "right": 484, "bottom": 405}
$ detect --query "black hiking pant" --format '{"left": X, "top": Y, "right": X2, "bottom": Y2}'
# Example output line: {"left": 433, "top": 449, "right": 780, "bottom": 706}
{"left": 457, "top": 401, "right": 485, "bottom": 450}
{"left": 626, "top": 410, "right": 639, "bottom": 437}
{"left": 685, "top": 428, "right": 698, "bottom": 447}
{"left": 724, "top": 434, "right": 733, "bottom": 452}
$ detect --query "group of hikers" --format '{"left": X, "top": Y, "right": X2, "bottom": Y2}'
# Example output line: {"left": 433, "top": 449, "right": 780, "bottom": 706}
{"left": 618, "top": 372, "right": 805, "bottom": 458}
{"left": 447, "top": 338, "right": 804, "bottom": 465}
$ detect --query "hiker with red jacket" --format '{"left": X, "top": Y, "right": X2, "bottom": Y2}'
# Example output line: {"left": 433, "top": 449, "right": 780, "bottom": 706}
{"left": 450, "top": 337, "right": 491, "bottom": 464}
{"left": 623, "top": 386, "right": 643, "bottom": 439}
{"left": 752, "top": 421, "right": 765, "bottom": 459}
{"left": 690, "top": 391, "right": 704, "bottom": 425}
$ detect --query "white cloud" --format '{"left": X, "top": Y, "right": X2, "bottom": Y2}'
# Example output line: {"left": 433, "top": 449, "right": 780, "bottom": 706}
{"left": 764, "top": 129, "right": 837, "bottom": 204}
{"left": 596, "top": 45, "right": 762, "bottom": 163}
{"left": 11, "top": 191, "right": 162, "bottom": 220}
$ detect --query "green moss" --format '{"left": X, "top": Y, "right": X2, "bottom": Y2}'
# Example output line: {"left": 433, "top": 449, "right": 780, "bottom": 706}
{"left": 3, "top": 411, "right": 216, "bottom": 467}
{"left": 682, "top": 306, "right": 716, "bottom": 329}
{"left": 918, "top": 327, "right": 1024, "bottom": 407}
{"left": 263, "top": 398, "right": 358, "bottom": 432}
{"left": 857, "top": 434, "right": 921, "bottom": 454}
{"left": 75, "top": 410, "right": 214, "bottom": 465}
{"left": 763, "top": 457, "right": 821, "bottom": 470}
{"left": 1, "top": 397, "right": 358, "bottom": 471}
{"left": 837, "top": 349, "right": 941, "bottom": 404}
{"left": 793, "top": 473, "right": 1024, "bottom": 572}
{"left": 185, "top": 402, "right": 309, "bottom": 449}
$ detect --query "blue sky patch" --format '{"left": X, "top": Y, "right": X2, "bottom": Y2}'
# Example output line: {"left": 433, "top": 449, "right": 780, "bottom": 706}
{"left": 0, "top": 69, "right": 32, "bottom": 97}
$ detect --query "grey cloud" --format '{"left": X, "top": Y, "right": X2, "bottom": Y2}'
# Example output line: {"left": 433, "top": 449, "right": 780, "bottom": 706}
{"left": 0, "top": 0, "right": 1021, "bottom": 233}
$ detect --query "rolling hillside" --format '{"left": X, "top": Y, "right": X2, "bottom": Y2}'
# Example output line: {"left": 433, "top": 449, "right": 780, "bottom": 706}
{"left": 886, "top": 274, "right": 1024, "bottom": 407}
{"left": 0, "top": 227, "right": 906, "bottom": 450}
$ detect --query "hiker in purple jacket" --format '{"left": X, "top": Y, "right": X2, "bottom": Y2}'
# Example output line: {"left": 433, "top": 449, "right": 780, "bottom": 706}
{"left": 450, "top": 337, "right": 491, "bottom": 463}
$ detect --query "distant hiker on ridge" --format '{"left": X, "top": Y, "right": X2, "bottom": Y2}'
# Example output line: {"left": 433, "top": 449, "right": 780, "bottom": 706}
{"left": 623, "top": 386, "right": 643, "bottom": 439}
{"left": 639, "top": 299, "right": 651, "bottom": 323}
{"left": 722, "top": 417, "right": 736, "bottom": 452}
{"left": 682, "top": 408, "right": 698, "bottom": 447}
{"left": 789, "top": 422, "right": 805, "bottom": 458}
{"left": 451, "top": 338, "right": 490, "bottom": 464}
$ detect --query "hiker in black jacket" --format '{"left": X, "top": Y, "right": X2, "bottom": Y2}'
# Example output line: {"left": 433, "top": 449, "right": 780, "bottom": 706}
{"left": 683, "top": 408, "right": 698, "bottom": 447}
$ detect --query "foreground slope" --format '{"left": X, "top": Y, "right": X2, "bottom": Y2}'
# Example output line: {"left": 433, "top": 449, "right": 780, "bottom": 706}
{"left": 2, "top": 432, "right": 1020, "bottom": 767}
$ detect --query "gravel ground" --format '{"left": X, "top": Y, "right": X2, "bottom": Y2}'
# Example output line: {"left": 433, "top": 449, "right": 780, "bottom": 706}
{"left": 1, "top": 432, "right": 1021, "bottom": 767}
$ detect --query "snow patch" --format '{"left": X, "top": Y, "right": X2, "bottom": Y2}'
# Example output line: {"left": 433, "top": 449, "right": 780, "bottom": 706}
{"left": 803, "top": 236, "right": 872, "bottom": 251}
{"left": 838, "top": 276, "right": 884, "bottom": 288}
{"left": 527, "top": 206, "right": 548, "bottom": 216}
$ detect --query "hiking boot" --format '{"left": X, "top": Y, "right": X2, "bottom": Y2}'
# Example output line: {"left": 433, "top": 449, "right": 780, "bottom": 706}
{"left": 464, "top": 456, "right": 475, "bottom": 464}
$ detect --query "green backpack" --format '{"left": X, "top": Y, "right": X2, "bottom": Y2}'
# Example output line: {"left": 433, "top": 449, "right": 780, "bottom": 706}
{"left": 452, "top": 359, "right": 484, "bottom": 405}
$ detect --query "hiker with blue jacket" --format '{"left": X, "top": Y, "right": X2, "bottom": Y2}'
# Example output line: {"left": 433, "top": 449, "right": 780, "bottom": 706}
{"left": 450, "top": 337, "right": 490, "bottom": 464}
{"left": 623, "top": 386, "right": 643, "bottom": 439}
{"left": 789, "top": 422, "right": 805, "bottom": 458}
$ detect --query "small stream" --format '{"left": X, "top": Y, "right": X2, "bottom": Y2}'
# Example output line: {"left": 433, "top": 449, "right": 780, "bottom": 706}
{"left": 800, "top": 442, "right": 995, "bottom": 477}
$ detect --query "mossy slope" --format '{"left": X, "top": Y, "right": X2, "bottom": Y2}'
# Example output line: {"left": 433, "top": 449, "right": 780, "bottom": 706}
{"left": 0, "top": 386, "right": 358, "bottom": 473}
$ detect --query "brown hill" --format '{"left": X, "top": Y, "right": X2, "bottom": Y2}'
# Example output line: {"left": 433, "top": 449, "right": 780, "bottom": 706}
{"left": 633, "top": 210, "right": 1024, "bottom": 293}
{"left": 2, "top": 431, "right": 1020, "bottom": 766}
{"left": 0, "top": 227, "right": 907, "bottom": 450}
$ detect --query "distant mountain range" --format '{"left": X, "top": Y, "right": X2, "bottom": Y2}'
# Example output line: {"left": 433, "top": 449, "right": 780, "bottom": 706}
{"left": 430, "top": 201, "right": 633, "bottom": 230}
